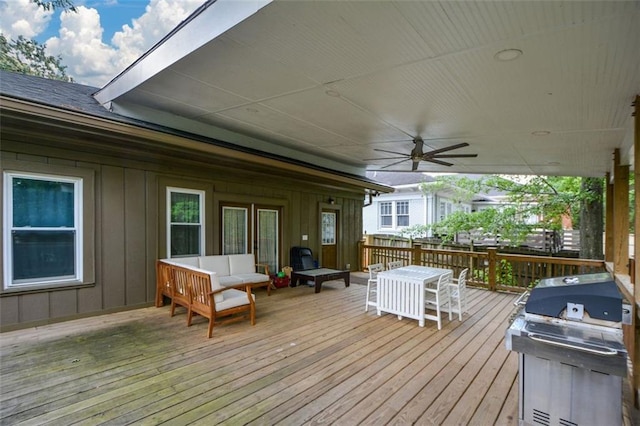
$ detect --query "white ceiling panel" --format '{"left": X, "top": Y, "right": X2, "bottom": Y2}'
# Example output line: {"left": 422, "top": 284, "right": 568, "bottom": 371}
{"left": 97, "top": 0, "right": 640, "bottom": 178}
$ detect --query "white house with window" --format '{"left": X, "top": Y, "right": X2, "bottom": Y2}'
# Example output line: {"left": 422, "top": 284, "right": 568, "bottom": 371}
{"left": 363, "top": 172, "right": 500, "bottom": 237}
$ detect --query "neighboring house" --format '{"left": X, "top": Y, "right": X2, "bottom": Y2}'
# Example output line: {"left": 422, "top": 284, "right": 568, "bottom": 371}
{"left": 363, "top": 172, "right": 471, "bottom": 236}
{"left": 362, "top": 172, "right": 534, "bottom": 237}
{"left": 0, "top": 71, "right": 389, "bottom": 330}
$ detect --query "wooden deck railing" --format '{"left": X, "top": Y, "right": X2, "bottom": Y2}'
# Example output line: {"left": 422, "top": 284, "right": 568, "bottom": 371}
{"left": 359, "top": 243, "right": 606, "bottom": 292}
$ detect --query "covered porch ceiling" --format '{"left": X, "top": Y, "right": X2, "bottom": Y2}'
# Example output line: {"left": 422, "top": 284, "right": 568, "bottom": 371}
{"left": 94, "top": 0, "right": 640, "bottom": 178}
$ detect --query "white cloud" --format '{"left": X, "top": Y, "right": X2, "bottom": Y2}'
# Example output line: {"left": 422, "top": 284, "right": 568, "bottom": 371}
{"left": 45, "top": 6, "right": 117, "bottom": 86}
{"left": 0, "top": 0, "right": 53, "bottom": 39}
{"left": 109, "top": 0, "right": 203, "bottom": 84}
{"left": 44, "top": 0, "right": 202, "bottom": 87}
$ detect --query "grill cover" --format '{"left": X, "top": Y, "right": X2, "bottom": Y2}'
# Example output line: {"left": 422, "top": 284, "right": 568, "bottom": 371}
{"left": 525, "top": 272, "right": 622, "bottom": 322}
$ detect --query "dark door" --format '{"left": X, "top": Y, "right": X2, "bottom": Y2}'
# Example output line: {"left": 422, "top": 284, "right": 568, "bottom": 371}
{"left": 321, "top": 210, "right": 338, "bottom": 269}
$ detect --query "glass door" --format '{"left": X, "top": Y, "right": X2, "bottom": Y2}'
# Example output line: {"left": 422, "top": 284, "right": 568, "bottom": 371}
{"left": 221, "top": 206, "right": 248, "bottom": 255}
{"left": 256, "top": 208, "right": 279, "bottom": 274}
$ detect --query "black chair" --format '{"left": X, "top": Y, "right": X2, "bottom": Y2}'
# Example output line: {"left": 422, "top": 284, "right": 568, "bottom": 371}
{"left": 290, "top": 246, "right": 315, "bottom": 271}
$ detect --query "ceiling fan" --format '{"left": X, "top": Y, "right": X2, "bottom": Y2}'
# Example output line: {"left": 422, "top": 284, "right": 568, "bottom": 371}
{"left": 368, "top": 138, "right": 478, "bottom": 171}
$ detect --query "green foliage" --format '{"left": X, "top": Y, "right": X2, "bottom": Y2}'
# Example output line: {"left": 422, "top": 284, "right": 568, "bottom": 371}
{"left": 0, "top": 1, "right": 75, "bottom": 81}
{"left": 432, "top": 207, "right": 533, "bottom": 247}
{"left": 419, "top": 179, "right": 475, "bottom": 203}
{"left": 422, "top": 175, "right": 595, "bottom": 248}
{"left": 398, "top": 224, "right": 431, "bottom": 240}
{"left": 34, "top": 0, "right": 76, "bottom": 12}
{"left": 473, "top": 259, "right": 518, "bottom": 287}
{"left": 0, "top": 35, "right": 73, "bottom": 81}
{"left": 172, "top": 200, "right": 200, "bottom": 223}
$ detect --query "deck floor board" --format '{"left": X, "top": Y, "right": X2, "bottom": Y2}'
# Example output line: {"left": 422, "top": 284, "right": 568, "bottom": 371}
{"left": 2, "top": 280, "right": 528, "bottom": 425}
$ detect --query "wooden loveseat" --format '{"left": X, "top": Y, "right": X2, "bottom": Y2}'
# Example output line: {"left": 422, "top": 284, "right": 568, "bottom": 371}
{"left": 156, "top": 255, "right": 270, "bottom": 337}
{"left": 156, "top": 254, "right": 272, "bottom": 308}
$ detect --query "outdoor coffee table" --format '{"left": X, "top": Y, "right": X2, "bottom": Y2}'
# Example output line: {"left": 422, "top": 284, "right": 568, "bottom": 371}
{"left": 290, "top": 268, "right": 350, "bottom": 293}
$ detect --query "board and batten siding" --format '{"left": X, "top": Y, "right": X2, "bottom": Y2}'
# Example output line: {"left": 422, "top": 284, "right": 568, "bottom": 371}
{"left": 1, "top": 137, "right": 366, "bottom": 331}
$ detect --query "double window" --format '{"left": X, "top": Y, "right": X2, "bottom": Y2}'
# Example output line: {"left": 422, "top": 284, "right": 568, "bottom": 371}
{"left": 380, "top": 200, "right": 410, "bottom": 229}
{"left": 3, "top": 170, "right": 89, "bottom": 290}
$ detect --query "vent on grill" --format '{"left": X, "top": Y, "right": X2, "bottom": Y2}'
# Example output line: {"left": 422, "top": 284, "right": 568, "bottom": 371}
{"left": 533, "top": 408, "right": 550, "bottom": 425}
{"left": 559, "top": 418, "right": 578, "bottom": 426}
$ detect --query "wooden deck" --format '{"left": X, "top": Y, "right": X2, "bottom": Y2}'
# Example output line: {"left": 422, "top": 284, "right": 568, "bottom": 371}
{"left": 0, "top": 274, "right": 627, "bottom": 425}
{"left": 0, "top": 280, "right": 525, "bottom": 425}
{"left": 0, "top": 278, "right": 633, "bottom": 426}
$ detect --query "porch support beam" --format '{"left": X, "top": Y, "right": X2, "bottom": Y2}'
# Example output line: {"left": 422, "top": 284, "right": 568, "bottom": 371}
{"left": 613, "top": 148, "right": 629, "bottom": 275}
{"left": 634, "top": 94, "right": 640, "bottom": 408}
{"left": 606, "top": 171, "right": 614, "bottom": 262}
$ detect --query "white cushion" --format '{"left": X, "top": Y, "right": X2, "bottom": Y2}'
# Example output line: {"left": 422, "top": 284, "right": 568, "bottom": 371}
{"left": 199, "top": 255, "right": 230, "bottom": 276}
{"left": 228, "top": 254, "right": 256, "bottom": 275}
{"left": 216, "top": 288, "right": 254, "bottom": 311}
{"left": 219, "top": 275, "right": 244, "bottom": 287}
{"left": 170, "top": 256, "right": 199, "bottom": 267}
{"left": 235, "top": 273, "right": 270, "bottom": 284}
{"left": 208, "top": 271, "right": 224, "bottom": 304}
{"left": 177, "top": 265, "right": 223, "bottom": 304}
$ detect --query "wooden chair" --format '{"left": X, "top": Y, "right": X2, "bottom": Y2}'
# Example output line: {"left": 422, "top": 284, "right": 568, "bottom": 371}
{"left": 424, "top": 271, "right": 453, "bottom": 330}
{"left": 170, "top": 264, "right": 192, "bottom": 320}
{"left": 155, "top": 260, "right": 174, "bottom": 307}
{"left": 387, "top": 260, "right": 403, "bottom": 270}
{"left": 449, "top": 268, "right": 468, "bottom": 321}
{"left": 365, "top": 263, "right": 385, "bottom": 312}
{"left": 187, "top": 270, "right": 256, "bottom": 338}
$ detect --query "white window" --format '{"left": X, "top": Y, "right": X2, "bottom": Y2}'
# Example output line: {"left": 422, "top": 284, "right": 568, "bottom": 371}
{"left": 439, "top": 200, "right": 453, "bottom": 221}
{"left": 396, "top": 201, "right": 409, "bottom": 227}
{"left": 4, "top": 172, "right": 83, "bottom": 289}
{"left": 380, "top": 200, "right": 411, "bottom": 229}
{"left": 167, "top": 187, "right": 204, "bottom": 258}
{"left": 380, "top": 202, "right": 392, "bottom": 227}
{"left": 322, "top": 212, "right": 336, "bottom": 244}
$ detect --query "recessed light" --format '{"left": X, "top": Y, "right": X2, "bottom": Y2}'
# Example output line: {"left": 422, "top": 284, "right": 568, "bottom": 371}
{"left": 494, "top": 48, "right": 523, "bottom": 61}
{"left": 325, "top": 89, "right": 340, "bottom": 97}
{"left": 531, "top": 130, "right": 551, "bottom": 136}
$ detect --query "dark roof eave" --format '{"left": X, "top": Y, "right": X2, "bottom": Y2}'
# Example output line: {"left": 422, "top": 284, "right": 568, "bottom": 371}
{"left": 1, "top": 95, "right": 392, "bottom": 193}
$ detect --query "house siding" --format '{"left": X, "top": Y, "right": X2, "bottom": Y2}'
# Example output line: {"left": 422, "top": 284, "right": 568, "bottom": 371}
{"left": 0, "top": 133, "right": 365, "bottom": 330}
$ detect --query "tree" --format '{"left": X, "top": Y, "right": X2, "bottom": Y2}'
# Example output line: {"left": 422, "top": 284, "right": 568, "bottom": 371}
{"left": 579, "top": 177, "right": 604, "bottom": 259}
{"left": 421, "top": 175, "right": 604, "bottom": 258}
{"left": 0, "top": 0, "right": 75, "bottom": 81}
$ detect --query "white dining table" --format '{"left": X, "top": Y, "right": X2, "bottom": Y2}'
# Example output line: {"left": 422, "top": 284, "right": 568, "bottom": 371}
{"left": 376, "top": 265, "right": 453, "bottom": 327}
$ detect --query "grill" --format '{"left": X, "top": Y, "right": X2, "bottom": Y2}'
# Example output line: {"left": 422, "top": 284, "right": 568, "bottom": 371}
{"left": 505, "top": 273, "right": 629, "bottom": 426}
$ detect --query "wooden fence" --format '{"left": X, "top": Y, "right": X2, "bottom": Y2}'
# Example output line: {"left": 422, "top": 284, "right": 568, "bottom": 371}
{"left": 358, "top": 242, "right": 606, "bottom": 293}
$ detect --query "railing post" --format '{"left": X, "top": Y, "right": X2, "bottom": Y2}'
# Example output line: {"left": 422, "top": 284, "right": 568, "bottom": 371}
{"left": 488, "top": 248, "right": 497, "bottom": 291}
{"left": 412, "top": 243, "right": 422, "bottom": 265}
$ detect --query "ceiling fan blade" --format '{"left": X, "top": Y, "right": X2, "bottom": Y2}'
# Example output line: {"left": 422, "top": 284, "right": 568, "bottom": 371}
{"left": 381, "top": 158, "right": 411, "bottom": 169}
{"left": 423, "top": 158, "right": 454, "bottom": 167}
{"left": 363, "top": 157, "right": 410, "bottom": 162}
{"left": 374, "top": 148, "right": 410, "bottom": 156}
{"left": 431, "top": 153, "right": 479, "bottom": 159}
{"left": 424, "top": 142, "right": 470, "bottom": 156}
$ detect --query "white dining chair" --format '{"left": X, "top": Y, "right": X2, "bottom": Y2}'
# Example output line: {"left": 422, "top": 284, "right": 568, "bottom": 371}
{"left": 424, "top": 271, "right": 453, "bottom": 330}
{"left": 449, "top": 268, "right": 468, "bottom": 321}
{"left": 387, "top": 260, "right": 403, "bottom": 270}
{"left": 365, "top": 263, "right": 385, "bottom": 312}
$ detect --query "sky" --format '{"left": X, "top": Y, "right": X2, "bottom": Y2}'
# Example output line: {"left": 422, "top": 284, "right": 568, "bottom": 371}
{"left": 0, "top": 0, "right": 204, "bottom": 87}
